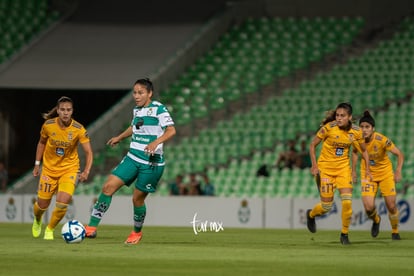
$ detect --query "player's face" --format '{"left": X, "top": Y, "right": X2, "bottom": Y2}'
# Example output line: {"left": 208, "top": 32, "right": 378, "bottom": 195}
{"left": 133, "top": 84, "right": 152, "bottom": 107}
{"left": 335, "top": 108, "right": 351, "bottom": 128}
{"left": 359, "top": 122, "right": 374, "bottom": 139}
{"left": 57, "top": 102, "right": 73, "bottom": 125}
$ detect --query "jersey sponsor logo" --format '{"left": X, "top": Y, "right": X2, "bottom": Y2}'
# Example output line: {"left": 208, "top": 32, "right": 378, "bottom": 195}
{"left": 335, "top": 147, "right": 344, "bottom": 156}
{"left": 56, "top": 147, "right": 64, "bottom": 156}
{"left": 50, "top": 139, "right": 71, "bottom": 147}
{"left": 135, "top": 136, "right": 150, "bottom": 143}
{"left": 135, "top": 117, "right": 144, "bottom": 129}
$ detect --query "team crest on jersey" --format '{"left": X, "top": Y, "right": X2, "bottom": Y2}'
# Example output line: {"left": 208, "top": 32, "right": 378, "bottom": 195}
{"left": 147, "top": 108, "right": 154, "bottom": 116}
{"left": 373, "top": 145, "right": 378, "bottom": 152}
{"left": 68, "top": 132, "right": 73, "bottom": 141}
{"left": 348, "top": 133, "right": 353, "bottom": 141}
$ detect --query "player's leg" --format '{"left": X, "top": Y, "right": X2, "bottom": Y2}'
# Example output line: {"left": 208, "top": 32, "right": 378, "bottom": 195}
{"left": 361, "top": 179, "right": 380, "bottom": 237}
{"left": 381, "top": 177, "right": 400, "bottom": 240}
{"left": 85, "top": 174, "right": 125, "bottom": 237}
{"left": 44, "top": 172, "right": 77, "bottom": 240}
{"left": 86, "top": 156, "right": 136, "bottom": 238}
{"left": 32, "top": 199, "right": 49, "bottom": 238}
{"left": 125, "top": 164, "right": 164, "bottom": 244}
{"left": 337, "top": 168, "right": 353, "bottom": 245}
{"left": 125, "top": 189, "right": 147, "bottom": 244}
{"left": 32, "top": 173, "right": 56, "bottom": 238}
{"left": 385, "top": 195, "right": 400, "bottom": 240}
{"left": 306, "top": 171, "right": 334, "bottom": 233}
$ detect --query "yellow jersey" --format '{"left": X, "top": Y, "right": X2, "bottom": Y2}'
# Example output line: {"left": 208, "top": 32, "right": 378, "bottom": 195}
{"left": 40, "top": 118, "right": 90, "bottom": 174}
{"left": 317, "top": 122, "right": 364, "bottom": 172}
{"left": 360, "top": 132, "right": 394, "bottom": 180}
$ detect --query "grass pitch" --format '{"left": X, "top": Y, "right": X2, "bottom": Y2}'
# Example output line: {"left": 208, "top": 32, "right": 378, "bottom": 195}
{"left": 1, "top": 223, "right": 414, "bottom": 276}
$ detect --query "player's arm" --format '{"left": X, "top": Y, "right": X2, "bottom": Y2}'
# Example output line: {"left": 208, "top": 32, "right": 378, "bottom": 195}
{"left": 351, "top": 147, "right": 359, "bottom": 184}
{"left": 145, "top": 125, "right": 176, "bottom": 155}
{"left": 309, "top": 135, "right": 321, "bottom": 176}
{"left": 107, "top": 126, "right": 133, "bottom": 147}
{"left": 33, "top": 136, "right": 47, "bottom": 177}
{"left": 358, "top": 142, "right": 372, "bottom": 181}
{"left": 390, "top": 146, "right": 404, "bottom": 183}
{"left": 79, "top": 141, "right": 93, "bottom": 182}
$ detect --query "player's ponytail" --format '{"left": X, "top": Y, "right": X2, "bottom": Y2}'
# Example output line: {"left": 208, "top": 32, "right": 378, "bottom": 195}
{"left": 359, "top": 110, "right": 375, "bottom": 127}
{"left": 42, "top": 96, "right": 73, "bottom": 120}
{"left": 321, "top": 109, "right": 336, "bottom": 126}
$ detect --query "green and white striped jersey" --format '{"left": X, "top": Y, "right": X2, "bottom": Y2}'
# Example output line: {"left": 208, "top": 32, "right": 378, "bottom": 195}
{"left": 127, "top": 100, "right": 174, "bottom": 165}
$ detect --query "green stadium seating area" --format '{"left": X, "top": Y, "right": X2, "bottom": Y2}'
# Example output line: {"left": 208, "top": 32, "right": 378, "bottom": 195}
{"left": 0, "top": 0, "right": 60, "bottom": 63}
{"left": 84, "top": 15, "right": 414, "bottom": 199}
{"left": 160, "top": 16, "right": 365, "bottom": 126}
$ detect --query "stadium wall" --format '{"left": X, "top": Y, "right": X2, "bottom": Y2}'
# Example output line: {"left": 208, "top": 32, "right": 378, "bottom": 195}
{"left": 1, "top": 194, "right": 412, "bottom": 232}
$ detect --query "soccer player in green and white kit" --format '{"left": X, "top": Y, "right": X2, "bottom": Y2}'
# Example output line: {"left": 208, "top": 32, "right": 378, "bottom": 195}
{"left": 85, "top": 78, "right": 176, "bottom": 244}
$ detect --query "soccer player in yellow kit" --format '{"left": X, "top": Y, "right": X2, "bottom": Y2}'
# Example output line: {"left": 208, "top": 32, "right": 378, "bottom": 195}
{"left": 306, "top": 103, "right": 372, "bottom": 245}
{"left": 352, "top": 110, "right": 404, "bottom": 240}
{"left": 32, "top": 96, "right": 93, "bottom": 240}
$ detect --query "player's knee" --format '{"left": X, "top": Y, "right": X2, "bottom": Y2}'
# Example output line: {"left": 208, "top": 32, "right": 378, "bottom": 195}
{"left": 388, "top": 204, "right": 398, "bottom": 214}
{"left": 56, "top": 202, "right": 68, "bottom": 210}
{"left": 321, "top": 201, "right": 333, "bottom": 213}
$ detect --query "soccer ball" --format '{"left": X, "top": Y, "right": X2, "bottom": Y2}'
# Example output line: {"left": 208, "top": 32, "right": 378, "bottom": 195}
{"left": 61, "top": 220, "right": 86, "bottom": 244}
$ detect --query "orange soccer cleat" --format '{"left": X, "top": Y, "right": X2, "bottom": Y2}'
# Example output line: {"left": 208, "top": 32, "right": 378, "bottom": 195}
{"left": 124, "top": 231, "right": 142, "bottom": 245}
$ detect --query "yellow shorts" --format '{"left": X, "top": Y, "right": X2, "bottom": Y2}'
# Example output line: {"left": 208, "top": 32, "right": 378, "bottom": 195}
{"left": 37, "top": 170, "right": 79, "bottom": 200}
{"left": 361, "top": 174, "right": 396, "bottom": 197}
{"left": 319, "top": 167, "right": 352, "bottom": 198}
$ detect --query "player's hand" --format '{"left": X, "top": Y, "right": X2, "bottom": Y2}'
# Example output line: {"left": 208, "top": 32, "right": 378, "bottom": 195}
{"left": 310, "top": 165, "right": 319, "bottom": 176}
{"left": 394, "top": 170, "right": 402, "bottom": 183}
{"left": 351, "top": 171, "right": 357, "bottom": 184}
{"left": 33, "top": 166, "right": 40, "bottom": 177}
{"left": 144, "top": 142, "right": 158, "bottom": 156}
{"left": 79, "top": 171, "right": 89, "bottom": 182}
{"left": 107, "top": 136, "right": 121, "bottom": 147}
{"left": 365, "top": 170, "right": 373, "bottom": 182}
